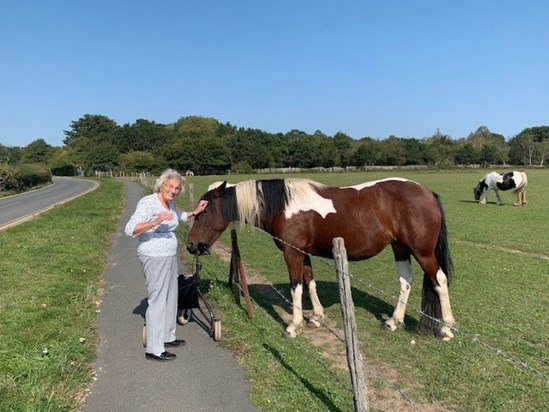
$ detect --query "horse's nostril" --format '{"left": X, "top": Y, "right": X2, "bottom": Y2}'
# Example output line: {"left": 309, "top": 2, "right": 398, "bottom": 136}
{"left": 197, "top": 242, "right": 210, "bottom": 255}
{"left": 186, "top": 242, "right": 196, "bottom": 254}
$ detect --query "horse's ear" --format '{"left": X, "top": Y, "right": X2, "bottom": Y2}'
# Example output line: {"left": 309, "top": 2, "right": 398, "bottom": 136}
{"left": 213, "top": 181, "right": 227, "bottom": 196}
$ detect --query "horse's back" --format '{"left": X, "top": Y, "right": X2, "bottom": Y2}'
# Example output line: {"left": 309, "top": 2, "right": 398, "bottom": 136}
{"left": 299, "top": 179, "right": 440, "bottom": 259}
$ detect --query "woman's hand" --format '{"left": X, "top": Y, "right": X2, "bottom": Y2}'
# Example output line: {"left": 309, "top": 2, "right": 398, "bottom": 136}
{"left": 195, "top": 200, "right": 208, "bottom": 214}
{"left": 188, "top": 200, "right": 208, "bottom": 219}
{"left": 157, "top": 211, "right": 174, "bottom": 223}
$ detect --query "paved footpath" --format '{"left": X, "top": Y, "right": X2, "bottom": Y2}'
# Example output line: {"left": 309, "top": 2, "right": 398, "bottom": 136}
{"left": 83, "top": 180, "right": 257, "bottom": 412}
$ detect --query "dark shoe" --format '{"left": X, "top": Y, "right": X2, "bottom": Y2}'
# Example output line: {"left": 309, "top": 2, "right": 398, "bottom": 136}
{"left": 165, "top": 339, "right": 186, "bottom": 348}
{"left": 145, "top": 351, "right": 176, "bottom": 361}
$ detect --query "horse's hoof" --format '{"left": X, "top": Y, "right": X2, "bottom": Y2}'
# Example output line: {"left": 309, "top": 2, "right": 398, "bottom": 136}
{"left": 306, "top": 317, "right": 322, "bottom": 328}
{"left": 284, "top": 325, "right": 299, "bottom": 338}
{"left": 439, "top": 327, "right": 454, "bottom": 341}
{"left": 383, "top": 319, "right": 398, "bottom": 332}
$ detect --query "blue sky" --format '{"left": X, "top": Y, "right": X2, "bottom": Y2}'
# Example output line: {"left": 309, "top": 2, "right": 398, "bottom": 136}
{"left": 1, "top": 1, "right": 548, "bottom": 148}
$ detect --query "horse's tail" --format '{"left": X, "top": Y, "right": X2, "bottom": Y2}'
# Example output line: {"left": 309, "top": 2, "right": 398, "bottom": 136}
{"left": 420, "top": 193, "right": 454, "bottom": 332}
{"left": 513, "top": 172, "right": 528, "bottom": 194}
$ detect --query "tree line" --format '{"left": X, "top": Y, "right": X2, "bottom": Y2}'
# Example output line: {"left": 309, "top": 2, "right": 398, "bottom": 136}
{"left": 1, "top": 114, "right": 548, "bottom": 176}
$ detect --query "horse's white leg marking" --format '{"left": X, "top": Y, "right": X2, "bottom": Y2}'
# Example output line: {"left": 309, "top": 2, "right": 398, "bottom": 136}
{"left": 306, "top": 280, "right": 325, "bottom": 328}
{"left": 495, "top": 189, "right": 503, "bottom": 205}
{"left": 385, "top": 260, "right": 413, "bottom": 331}
{"left": 514, "top": 190, "right": 521, "bottom": 206}
{"left": 434, "top": 269, "right": 455, "bottom": 340}
{"left": 515, "top": 189, "right": 526, "bottom": 206}
{"left": 285, "top": 283, "right": 303, "bottom": 338}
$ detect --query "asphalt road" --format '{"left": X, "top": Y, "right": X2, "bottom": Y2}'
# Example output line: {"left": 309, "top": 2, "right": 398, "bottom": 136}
{"left": 0, "top": 176, "right": 98, "bottom": 231}
{"left": 83, "top": 180, "right": 256, "bottom": 412}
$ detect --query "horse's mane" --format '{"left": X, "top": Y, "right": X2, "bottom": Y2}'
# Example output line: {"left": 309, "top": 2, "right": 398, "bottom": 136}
{"left": 231, "top": 178, "right": 326, "bottom": 226}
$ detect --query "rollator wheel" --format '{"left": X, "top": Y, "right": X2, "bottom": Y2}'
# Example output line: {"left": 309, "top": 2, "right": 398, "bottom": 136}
{"left": 213, "top": 319, "right": 222, "bottom": 342}
{"left": 177, "top": 309, "right": 191, "bottom": 325}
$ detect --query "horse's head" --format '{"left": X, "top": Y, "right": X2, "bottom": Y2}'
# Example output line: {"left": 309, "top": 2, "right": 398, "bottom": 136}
{"left": 473, "top": 180, "right": 486, "bottom": 202}
{"left": 187, "top": 181, "right": 232, "bottom": 255}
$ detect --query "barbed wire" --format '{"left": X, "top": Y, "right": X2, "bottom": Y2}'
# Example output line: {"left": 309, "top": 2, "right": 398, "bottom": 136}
{"left": 240, "top": 225, "right": 549, "bottom": 383}
{"left": 215, "top": 242, "right": 420, "bottom": 409}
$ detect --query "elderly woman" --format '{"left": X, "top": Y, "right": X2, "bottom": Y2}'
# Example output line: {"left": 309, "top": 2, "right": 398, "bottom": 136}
{"left": 125, "top": 169, "right": 208, "bottom": 362}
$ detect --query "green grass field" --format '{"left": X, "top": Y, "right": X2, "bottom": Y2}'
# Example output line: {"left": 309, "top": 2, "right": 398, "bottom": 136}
{"left": 0, "top": 170, "right": 546, "bottom": 411}
{"left": 180, "top": 169, "right": 549, "bottom": 411}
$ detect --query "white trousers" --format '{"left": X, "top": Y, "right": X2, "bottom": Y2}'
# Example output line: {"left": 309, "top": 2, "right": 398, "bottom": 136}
{"left": 139, "top": 255, "right": 178, "bottom": 355}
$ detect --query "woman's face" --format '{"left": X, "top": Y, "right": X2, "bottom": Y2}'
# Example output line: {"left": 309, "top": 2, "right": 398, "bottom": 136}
{"left": 160, "top": 178, "right": 182, "bottom": 202}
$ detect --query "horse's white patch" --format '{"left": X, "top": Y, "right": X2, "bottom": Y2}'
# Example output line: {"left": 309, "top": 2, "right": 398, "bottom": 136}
{"left": 284, "top": 180, "right": 336, "bottom": 219}
{"left": 344, "top": 177, "right": 413, "bottom": 191}
{"left": 207, "top": 181, "right": 236, "bottom": 191}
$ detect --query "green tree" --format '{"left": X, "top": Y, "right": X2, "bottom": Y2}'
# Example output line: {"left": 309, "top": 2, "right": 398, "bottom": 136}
{"left": 423, "top": 130, "right": 457, "bottom": 167}
{"left": 0, "top": 144, "right": 22, "bottom": 164}
{"left": 49, "top": 147, "right": 84, "bottom": 176}
{"left": 351, "top": 138, "right": 385, "bottom": 166}
{"left": 20, "top": 139, "right": 55, "bottom": 164}
{"left": 509, "top": 126, "right": 549, "bottom": 166}
{"left": 402, "top": 138, "right": 426, "bottom": 165}
{"left": 162, "top": 136, "right": 231, "bottom": 175}
{"left": 120, "top": 151, "right": 159, "bottom": 173}
{"left": 383, "top": 136, "right": 407, "bottom": 166}
{"left": 174, "top": 116, "right": 220, "bottom": 139}
{"left": 116, "top": 119, "right": 172, "bottom": 154}
{"left": 230, "top": 128, "right": 273, "bottom": 169}
{"left": 86, "top": 142, "right": 121, "bottom": 171}
{"left": 466, "top": 126, "right": 508, "bottom": 165}
{"left": 333, "top": 132, "right": 353, "bottom": 167}
{"left": 63, "top": 114, "right": 119, "bottom": 145}
{"left": 454, "top": 143, "right": 480, "bottom": 165}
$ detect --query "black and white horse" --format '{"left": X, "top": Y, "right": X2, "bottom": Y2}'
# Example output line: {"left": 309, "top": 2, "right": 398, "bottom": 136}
{"left": 474, "top": 171, "right": 528, "bottom": 206}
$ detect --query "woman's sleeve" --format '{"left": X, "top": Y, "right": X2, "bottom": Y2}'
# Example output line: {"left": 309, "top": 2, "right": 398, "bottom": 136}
{"left": 125, "top": 198, "right": 149, "bottom": 237}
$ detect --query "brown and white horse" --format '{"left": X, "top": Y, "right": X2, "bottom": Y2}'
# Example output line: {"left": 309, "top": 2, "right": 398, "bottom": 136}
{"left": 187, "top": 178, "right": 456, "bottom": 340}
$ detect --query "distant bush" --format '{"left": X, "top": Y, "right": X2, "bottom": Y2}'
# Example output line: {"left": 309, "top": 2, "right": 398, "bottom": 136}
{"left": 0, "top": 163, "right": 19, "bottom": 191}
{"left": 18, "top": 163, "right": 52, "bottom": 188}
{"left": 0, "top": 163, "right": 51, "bottom": 193}
{"left": 51, "top": 165, "right": 76, "bottom": 176}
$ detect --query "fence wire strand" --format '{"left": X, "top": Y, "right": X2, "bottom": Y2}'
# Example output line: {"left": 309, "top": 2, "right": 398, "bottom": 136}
{"left": 216, "top": 242, "right": 420, "bottom": 409}
{"left": 242, "top": 225, "right": 549, "bottom": 383}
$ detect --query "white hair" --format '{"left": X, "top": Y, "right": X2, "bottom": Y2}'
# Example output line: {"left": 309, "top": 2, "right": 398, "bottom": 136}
{"left": 154, "top": 168, "right": 186, "bottom": 193}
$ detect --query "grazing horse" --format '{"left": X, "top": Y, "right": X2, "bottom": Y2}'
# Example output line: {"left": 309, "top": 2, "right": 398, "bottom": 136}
{"left": 187, "top": 178, "right": 456, "bottom": 340}
{"left": 474, "top": 171, "right": 528, "bottom": 206}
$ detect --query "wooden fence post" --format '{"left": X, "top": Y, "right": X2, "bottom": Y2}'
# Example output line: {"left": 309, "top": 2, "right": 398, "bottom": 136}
{"left": 229, "top": 224, "right": 254, "bottom": 319}
{"left": 188, "top": 183, "right": 194, "bottom": 229}
{"left": 333, "top": 237, "right": 369, "bottom": 412}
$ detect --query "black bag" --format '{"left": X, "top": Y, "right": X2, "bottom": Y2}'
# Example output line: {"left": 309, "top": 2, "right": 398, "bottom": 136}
{"left": 178, "top": 274, "right": 199, "bottom": 309}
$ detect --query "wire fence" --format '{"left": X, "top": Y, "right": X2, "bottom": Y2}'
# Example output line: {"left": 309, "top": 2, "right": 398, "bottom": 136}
{"left": 211, "top": 224, "right": 549, "bottom": 410}
{"left": 244, "top": 225, "right": 549, "bottom": 383}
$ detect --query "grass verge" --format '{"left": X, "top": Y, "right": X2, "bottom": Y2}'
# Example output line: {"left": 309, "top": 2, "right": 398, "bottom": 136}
{"left": 0, "top": 179, "right": 124, "bottom": 411}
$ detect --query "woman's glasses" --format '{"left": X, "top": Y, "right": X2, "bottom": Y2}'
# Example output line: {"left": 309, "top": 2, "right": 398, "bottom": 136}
{"left": 163, "top": 183, "right": 181, "bottom": 193}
